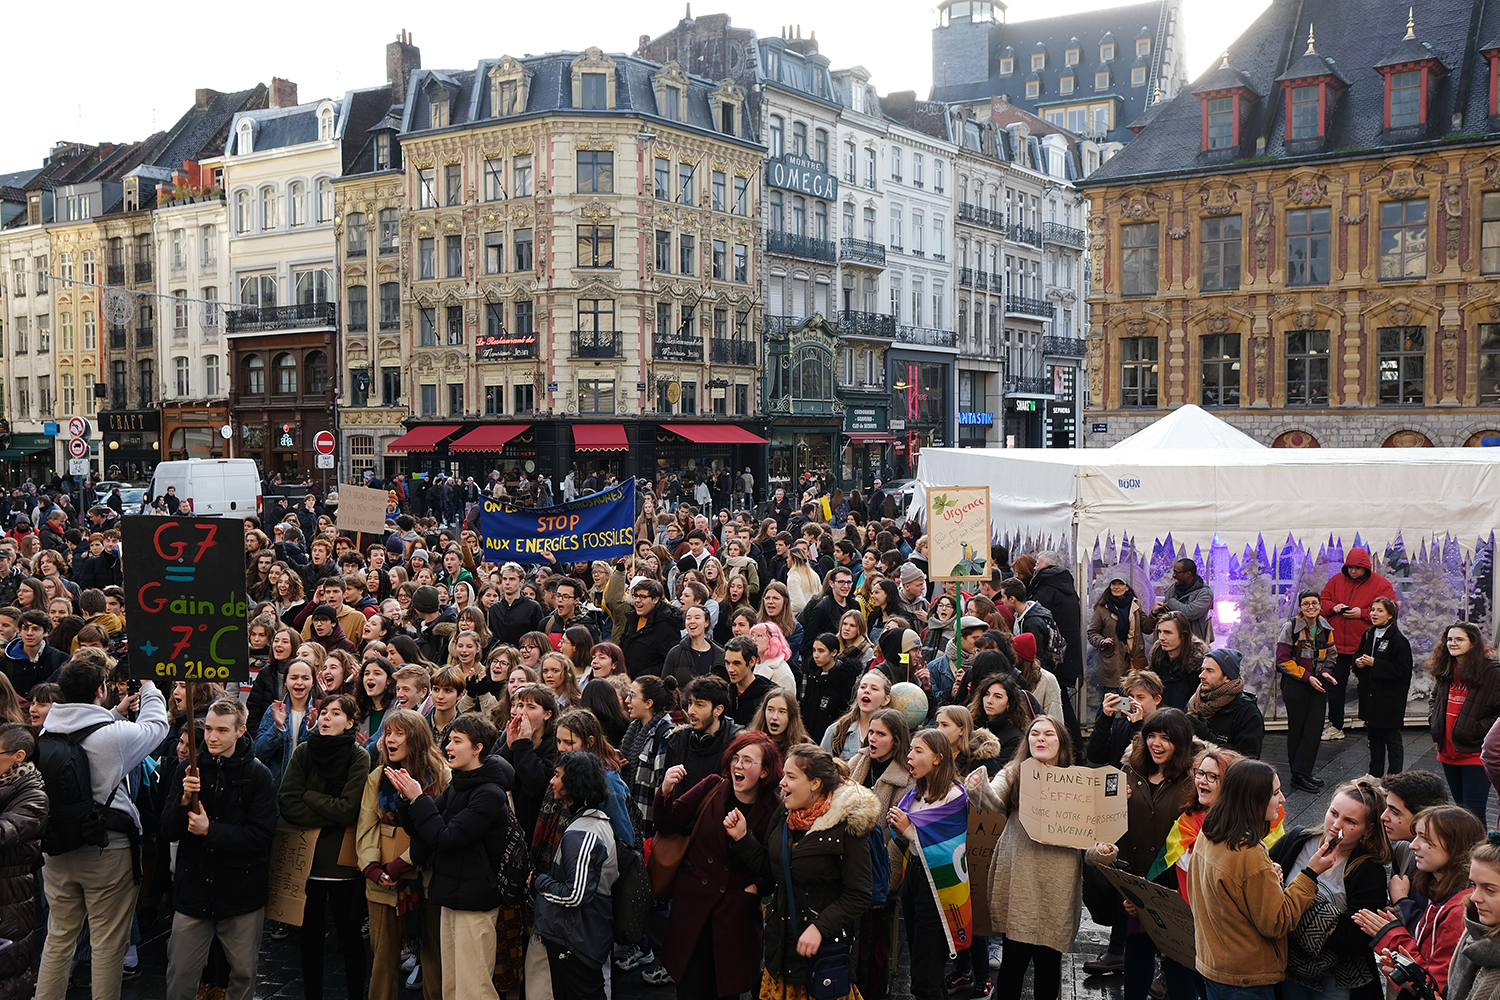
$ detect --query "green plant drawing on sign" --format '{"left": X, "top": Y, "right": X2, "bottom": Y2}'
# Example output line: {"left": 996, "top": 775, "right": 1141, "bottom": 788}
{"left": 952, "top": 542, "right": 988, "bottom": 578}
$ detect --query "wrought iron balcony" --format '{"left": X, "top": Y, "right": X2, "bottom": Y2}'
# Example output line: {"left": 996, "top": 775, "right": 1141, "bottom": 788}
{"left": 896, "top": 325, "right": 957, "bottom": 348}
{"left": 711, "top": 337, "right": 756, "bottom": 365}
{"left": 1005, "top": 295, "right": 1055, "bottom": 319}
{"left": 654, "top": 336, "right": 703, "bottom": 362}
{"left": 838, "top": 238, "right": 886, "bottom": 268}
{"left": 1008, "top": 224, "right": 1043, "bottom": 248}
{"left": 135, "top": 261, "right": 153, "bottom": 282}
{"left": 1006, "top": 375, "right": 1053, "bottom": 395}
{"left": 1043, "top": 223, "right": 1086, "bottom": 249}
{"left": 137, "top": 327, "right": 153, "bottom": 348}
{"left": 378, "top": 314, "right": 400, "bottom": 332}
{"left": 957, "top": 203, "right": 981, "bottom": 224}
{"left": 976, "top": 271, "right": 991, "bottom": 290}
{"left": 959, "top": 267, "right": 977, "bottom": 287}
{"left": 1043, "top": 336, "right": 1087, "bottom": 357}
{"left": 107, "top": 265, "right": 125, "bottom": 285}
{"left": 226, "top": 302, "right": 338, "bottom": 334}
{"left": 572, "top": 329, "right": 622, "bottom": 359}
{"left": 989, "top": 274, "right": 1006, "bottom": 293}
{"left": 763, "top": 315, "right": 799, "bottom": 341}
{"left": 834, "top": 310, "right": 896, "bottom": 339}
{"left": 767, "top": 230, "right": 837, "bottom": 263}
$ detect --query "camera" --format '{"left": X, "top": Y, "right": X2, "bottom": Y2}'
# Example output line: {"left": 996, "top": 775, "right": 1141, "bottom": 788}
{"left": 1388, "top": 953, "right": 1440, "bottom": 1000}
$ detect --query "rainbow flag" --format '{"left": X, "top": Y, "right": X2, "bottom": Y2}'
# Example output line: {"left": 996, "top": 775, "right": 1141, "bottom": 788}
{"left": 1149, "top": 805, "right": 1286, "bottom": 902}
{"left": 897, "top": 785, "right": 973, "bottom": 958}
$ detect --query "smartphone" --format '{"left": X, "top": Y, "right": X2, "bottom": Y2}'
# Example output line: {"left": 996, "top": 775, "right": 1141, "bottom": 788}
{"left": 1123, "top": 697, "right": 1137, "bottom": 715}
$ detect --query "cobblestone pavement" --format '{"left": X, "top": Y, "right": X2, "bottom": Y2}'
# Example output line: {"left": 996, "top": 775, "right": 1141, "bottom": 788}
{"left": 82, "top": 728, "right": 1466, "bottom": 1000}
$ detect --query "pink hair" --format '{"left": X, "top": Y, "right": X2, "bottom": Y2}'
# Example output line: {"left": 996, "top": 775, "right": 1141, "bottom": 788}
{"left": 750, "top": 621, "right": 792, "bottom": 662}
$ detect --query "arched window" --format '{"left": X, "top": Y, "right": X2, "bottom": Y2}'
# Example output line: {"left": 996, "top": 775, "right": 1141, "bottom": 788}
{"left": 318, "top": 106, "right": 335, "bottom": 141}
{"left": 274, "top": 352, "right": 297, "bottom": 395}
{"left": 259, "top": 186, "right": 276, "bottom": 230}
{"left": 790, "top": 345, "right": 832, "bottom": 401}
{"left": 244, "top": 354, "right": 265, "bottom": 395}
{"left": 288, "top": 181, "right": 306, "bottom": 227}
{"left": 305, "top": 350, "right": 327, "bottom": 395}
{"left": 317, "top": 178, "right": 334, "bottom": 223}
{"left": 237, "top": 119, "right": 254, "bottom": 154}
{"left": 234, "top": 191, "right": 249, "bottom": 234}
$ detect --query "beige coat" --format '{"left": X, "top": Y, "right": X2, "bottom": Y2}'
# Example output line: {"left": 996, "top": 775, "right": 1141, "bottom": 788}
{"left": 968, "top": 764, "right": 1083, "bottom": 953}
{"left": 847, "top": 750, "right": 915, "bottom": 897}
{"left": 356, "top": 764, "right": 451, "bottom": 906}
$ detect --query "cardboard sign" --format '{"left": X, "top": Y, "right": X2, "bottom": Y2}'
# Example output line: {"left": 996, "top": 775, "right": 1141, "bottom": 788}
{"left": 264, "top": 825, "right": 320, "bottom": 926}
{"left": 1098, "top": 864, "right": 1197, "bottom": 970}
{"left": 122, "top": 516, "right": 250, "bottom": 682}
{"left": 967, "top": 809, "right": 1007, "bottom": 937}
{"left": 335, "top": 483, "right": 391, "bottom": 534}
{"left": 926, "top": 486, "right": 990, "bottom": 581}
{"left": 1017, "top": 759, "right": 1129, "bottom": 849}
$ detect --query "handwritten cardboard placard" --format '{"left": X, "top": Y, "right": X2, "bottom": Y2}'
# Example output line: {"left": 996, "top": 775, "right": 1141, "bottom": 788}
{"left": 265, "top": 825, "right": 320, "bottom": 926}
{"left": 927, "top": 485, "right": 990, "bottom": 581}
{"left": 1017, "top": 759, "right": 1128, "bottom": 849}
{"left": 1097, "top": 864, "right": 1197, "bottom": 970}
{"left": 967, "top": 809, "right": 1006, "bottom": 937}
{"left": 335, "top": 483, "right": 391, "bottom": 535}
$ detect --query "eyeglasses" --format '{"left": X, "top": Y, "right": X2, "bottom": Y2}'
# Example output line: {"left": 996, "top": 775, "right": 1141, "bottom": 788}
{"left": 1191, "top": 769, "right": 1221, "bottom": 784}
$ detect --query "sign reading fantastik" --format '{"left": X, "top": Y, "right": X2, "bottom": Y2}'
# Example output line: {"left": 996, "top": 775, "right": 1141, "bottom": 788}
{"left": 479, "top": 479, "right": 636, "bottom": 562}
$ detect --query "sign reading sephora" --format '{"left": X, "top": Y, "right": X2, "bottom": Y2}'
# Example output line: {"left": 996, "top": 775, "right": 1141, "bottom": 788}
{"left": 767, "top": 153, "right": 839, "bottom": 200}
{"left": 476, "top": 332, "right": 537, "bottom": 361}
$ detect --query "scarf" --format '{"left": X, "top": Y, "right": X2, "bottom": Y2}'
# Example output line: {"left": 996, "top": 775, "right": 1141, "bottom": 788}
{"left": 1150, "top": 804, "right": 1287, "bottom": 902}
{"left": 1450, "top": 904, "right": 1500, "bottom": 1000}
{"left": 305, "top": 729, "right": 356, "bottom": 793}
{"left": 897, "top": 784, "right": 973, "bottom": 958}
{"left": 0, "top": 759, "right": 37, "bottom": 790}
{"left": 787, "top": 793, "right": 832, "bottom": 831}
{"left": 1102, "top": 589, "right": 1135, "bottom": 642}
{"left": 377, "top": 773, "right": 433, "bottom": 940}
{"left": 1187, "top": 677, "right": 1245, "bottom": 719}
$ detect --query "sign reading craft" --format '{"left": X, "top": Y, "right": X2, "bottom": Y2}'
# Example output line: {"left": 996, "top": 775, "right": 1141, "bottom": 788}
{"left": 766, "top": 153, "right": 839, "bottom": 200}
{"left": 479, "top": 479, "right": 637, "bottom": 563}
{"left": 122, "top": 516, "right": 251, "bottom": 682}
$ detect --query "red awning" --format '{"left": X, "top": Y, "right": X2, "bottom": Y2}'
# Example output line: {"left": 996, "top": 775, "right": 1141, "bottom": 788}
{"left": 449, "top": 424, "right": 529, "bottom": 453}
{"left": 384, "top": 425, "right": 460, "bottom": 454}
{"left": 661, "top": 423, "right": 770, "bottom": 445}
{"left": 573, "top": 424, "right": 630, "bottom": 452}
{"left": 845, "top": 432, "right": 897, "bottom": 445}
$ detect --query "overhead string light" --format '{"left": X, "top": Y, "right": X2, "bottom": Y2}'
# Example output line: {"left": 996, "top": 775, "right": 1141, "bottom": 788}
{"left": 38, "top": 270, "right": 229, "bottom": 337}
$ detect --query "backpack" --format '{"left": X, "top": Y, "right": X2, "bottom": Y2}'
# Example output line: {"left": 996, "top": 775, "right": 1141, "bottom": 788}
{"left": 612, "top": 837, "right": 650, "bottom": 944}
{"left": 868, "top": 826, "right": 893, "bottom": 907}
{"left": 494, "top": 812, "right": 531, "bottom": 908}
{"left": 37, "top": 720, "right": 120, "bottom": 856}
{"left": 1026, "top": 607, "right": 1067, "bottom": 670}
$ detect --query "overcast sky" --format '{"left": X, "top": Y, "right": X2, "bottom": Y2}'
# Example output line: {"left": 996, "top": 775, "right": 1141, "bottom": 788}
{"left": 0, "top": 0, "right": 1268, "bottom": 171}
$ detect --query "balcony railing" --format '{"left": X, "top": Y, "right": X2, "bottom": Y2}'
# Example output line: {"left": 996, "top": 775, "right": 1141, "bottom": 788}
{"left": 958, "top": 203, "right": 1009, "bottom": 232}
{"left": 959, "top": 267, "right": 976, "bottom": 287}
{"left": 109, "top": 326, "right": 126, "bottom": 349}
{"left": 989, "top": 274, "right": 1006, "bottom": 293}
{"left": 834, "top": 310, "right": 896, "bottom": 339}
{"left": 1005, "top": 295, "right": 1055, "bottom": 319}
{"left": 135, "top": 261, "right": 153, "bottom": 282}
{"left": 839, "top": 378, "right": 888, "bottom": 393}
{"left": 654, "top": 336, "right": 703, "bottom": 362}
{"left": 572, "top": 329, "right": 622, "bottom": 359}
{"left": 1008, "top": 224, "right": 1043, "bottom": 248}
{"left": 347, "top": 246, "right": 366, "bottom": 259}
{"left": 976, "top": 271, "right": 991, "bottom": 290}
{"left": 226, "top": 302, "right": 338, "bottom": 334}
{"left": 1043, "top": 222, "right": 1086, "bottom": 249}
{"left": 379, "top": 313, "right": 400, "bottom": 332}
{"left": 896, "top": 325, "right": 958, "bottom": 348}
{"left": 839, "top": 238, "right": 886, "bottom": 268}
{"left": 1006, "top": 375, "right": 1053, "bottom": 395}
{"left": 764, "top": 315, "right": 799, "bottom": 340}
{"left": 1043, "top": 336, "right": 1087, "bottom": 357}
{"left": 767, "top": 230, "right": 837, "bottom": 263}
{"left": 137, "top": 327, "right": 153, "bottom": 348}
{"left": 107, "top": 264, "right": 125, "bottom": 285}
{"left": 711, "top": 337, "right": 756, "bottom": 365}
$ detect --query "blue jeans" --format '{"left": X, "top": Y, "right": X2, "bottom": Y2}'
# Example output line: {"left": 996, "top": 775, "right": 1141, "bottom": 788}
{"left": 1282, "top": 976, "right": 1350, "bottom": 1000}
{"left": 1204, "top": 983, "right": 1275, "bottom": 1000}
{"left": 1443, "top": 761, "right": 1491, "bottom": 820}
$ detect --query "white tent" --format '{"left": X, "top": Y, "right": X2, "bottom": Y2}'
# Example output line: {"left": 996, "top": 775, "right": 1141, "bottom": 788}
{"left": 1110, "top": 403, "right": 1266, "bottom": 452}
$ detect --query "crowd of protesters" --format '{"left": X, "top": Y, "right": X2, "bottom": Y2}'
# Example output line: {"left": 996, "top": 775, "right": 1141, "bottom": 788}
{"left": 0, "top": 472, "right": 1498, "bottom": 1000}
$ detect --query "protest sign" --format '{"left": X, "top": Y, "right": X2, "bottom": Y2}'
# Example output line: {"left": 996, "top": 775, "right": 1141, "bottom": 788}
{"left": 122, "top": 516, "right": 250, "bottom": 682}
{"left": 926, "top": 486, "right": 990, "bottom": 580}
{"left": 1098, "top": 864, "right": 1197, "bottom": 970}
{"left": 966, "top": 809, "right": 1006, "bottom": 937}
{"left": 1017, "top": 759, "right": 1128, "bottom": 849}
{"left": 335, "top": 483, "right": 390, "bottom": 534}
{"left": 480, "top": 479, "right": 636, "bottom": 563}
{"left": 265, "top": 825, "right": 320, "bottom": 925}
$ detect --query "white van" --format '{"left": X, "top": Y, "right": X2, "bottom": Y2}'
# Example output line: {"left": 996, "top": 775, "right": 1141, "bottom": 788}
{"left": 150, "top": 459, "right": 262, "bottom": 518}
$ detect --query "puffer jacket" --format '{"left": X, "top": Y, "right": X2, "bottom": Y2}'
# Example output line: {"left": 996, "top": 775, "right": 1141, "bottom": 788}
{"left": 532, "top": 807, "right": 619, "bottom": 967}
{"left": 1318, "top": 548, "right": 1397, "bottom": 655}
{"left": 402, "top": 755, "right": 516, "bottom": 912}
{"left": 956, "top": 728, "right": 1007, "bottom": 779}
{"left": 0, "top": 763, "right": 47, "bottom": 1000}
{"left": 729, "top": 781, "right": 879, "bottom": 987}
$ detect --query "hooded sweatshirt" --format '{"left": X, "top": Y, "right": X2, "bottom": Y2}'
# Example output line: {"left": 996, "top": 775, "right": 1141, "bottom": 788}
{"left": 1318, "top": 548, "right": 1397, "bottom": 654}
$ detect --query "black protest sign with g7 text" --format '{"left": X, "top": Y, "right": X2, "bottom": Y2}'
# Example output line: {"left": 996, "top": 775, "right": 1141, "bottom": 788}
{"left": 122, "top": 516, "right": 250, "bottom": 682}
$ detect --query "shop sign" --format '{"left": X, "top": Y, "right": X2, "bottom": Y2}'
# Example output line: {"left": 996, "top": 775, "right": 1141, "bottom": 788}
{"left": 889, "top": 419, "right": 906, "bottom": 431}
{"left": 1049, "top": 367, "right": 1077, "bottom": 448}
{"left": 654, "top": 338, "right": 703, "bottom": 362}
{"left": 10, "top": 434, "right": 51, "bottom": 449}
{"left": 845, "top": 407, "right": 886, "bottom": 432}
{"left": 1013, "top": 399, "right": 1039, "bottom": 413}
{"left": 957, "top": 411, "right": 994, "bottom": 426}
{"left": 766, "top": 153, "right": 839, "bottom": 200}
{"left": 101, "top": 410, "right": 162, "bottom": 433}
{"left": 1092, "top": 423, "right": 1108, "bottom": 433}
{"left": 476, "top": 332, "right": 537, "bottom": 361}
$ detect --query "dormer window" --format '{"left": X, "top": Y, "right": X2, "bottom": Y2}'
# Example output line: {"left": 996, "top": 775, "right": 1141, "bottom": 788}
{"left": 1101, "top": 43, "right": 1115, "bottom": 61}
{"left": 1066, "top": 47, "right": 1080, "bottom": 66}
{"left": 1277, "top": 28, "right": 1348, "bottom": 143}
{"left": 1206, "top": 99, "right": 1234, "bottom": 147}
{"left": 236, "top": 119, "right": 254, "bottom": 155}
{"left": 1032, "top": 53, "right": 1046, "bottom": 71}
{"left": 1027, "top": 80, "right": 1040, "bottom": 99}
{"left": 999, "top": 57, "right": 1014, "bottom": 75}
{"left": 1096, "top": 71, "right": 1110, "bottom": 89}
{"left": 1390, "top": 71, "right": 1421, "bottom": 126}
{"left": 582, "top": 74, "right": 606, "bottom": 109}
{"left": 489, "top": 56, "right": 530, "bottom": 117}
{"left": 1132, "top": 66, "right": 1147, "bottom": 86}
{"left": 1061, "top": 75, "right": 1075, "bottom": 95}
{"left": 374, "top": 133, "right": 391, "bottom": 170}
{"left": 1137, "top": 38, "right": 1151, "bottom": 56}
{"left": 317, "top": 105, "right": 334, "bottom": 141}
{"left": 1291, "top": 86, "right": 1320, "bottom": 136}
{"left": 1194, "top": 52, "right": 1259, "bottom": 154}
{"left": 571, "top": 48, "right": 617, "bottom": 110}
{"left": 654, "top": 61, "right": 691, "bottom": 123}
{"left": 1374, "top": 13, "right": 1445, "bottom": 133}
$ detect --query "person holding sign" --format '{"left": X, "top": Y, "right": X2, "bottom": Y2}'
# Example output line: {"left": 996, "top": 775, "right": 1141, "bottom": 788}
{"left": 1187, "top": 760, "right": 1339, "bottom": 1000}
{"left": 964, "top": 716, "right": 1083, "bottom": 1000}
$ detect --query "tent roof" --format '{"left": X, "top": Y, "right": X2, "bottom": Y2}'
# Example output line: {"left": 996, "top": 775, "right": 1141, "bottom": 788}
{"left": 1110, "top": 405, "right": 1267, "bottom": 452}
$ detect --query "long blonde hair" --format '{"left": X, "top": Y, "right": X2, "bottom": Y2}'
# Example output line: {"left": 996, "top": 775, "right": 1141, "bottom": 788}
{"left": 828, "top": 670, "right": 892, "bottom": 754}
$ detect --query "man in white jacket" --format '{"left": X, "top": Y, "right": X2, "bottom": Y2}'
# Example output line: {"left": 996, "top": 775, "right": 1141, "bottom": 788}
{"left": 34, "top": 658, "right": 169, "bottom": 1000}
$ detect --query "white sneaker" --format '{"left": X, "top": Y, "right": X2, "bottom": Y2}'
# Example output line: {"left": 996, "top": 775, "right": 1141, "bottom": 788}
{"left": 988, "top": 939, "right": 1003, "bottom": 969}
{"left": 1321, "top": 724, "right": 1344, "bottom": 741}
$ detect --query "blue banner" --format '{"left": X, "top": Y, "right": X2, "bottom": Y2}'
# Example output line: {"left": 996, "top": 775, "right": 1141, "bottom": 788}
{"left": 479, "top": 480, "right": 636, "bottom": 563}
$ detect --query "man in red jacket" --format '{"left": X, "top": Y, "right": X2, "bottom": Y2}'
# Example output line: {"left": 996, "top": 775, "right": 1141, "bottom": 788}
{"left": 1319, "top": 547, "right": 1397, "bottom": 740}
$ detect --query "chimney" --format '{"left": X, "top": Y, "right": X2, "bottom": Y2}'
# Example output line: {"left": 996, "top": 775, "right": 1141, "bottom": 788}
{"left": 387, "top": 30, "right": 422, "bottom": 103}
{"left": 270, "top": 77, "right": 298, "bottom": 109}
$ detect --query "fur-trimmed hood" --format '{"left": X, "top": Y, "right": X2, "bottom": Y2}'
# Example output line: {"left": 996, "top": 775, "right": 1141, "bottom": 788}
{"left": 970, "top": 727, "right": 1003, "bottom": 761}
{"left": 809, "top": 780, "right": 881, "bottom": 837}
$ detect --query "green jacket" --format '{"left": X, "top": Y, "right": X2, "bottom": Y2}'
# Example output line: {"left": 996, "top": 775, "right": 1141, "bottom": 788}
{"left": 278, "top": 740, "right": 371, "bottom": 879}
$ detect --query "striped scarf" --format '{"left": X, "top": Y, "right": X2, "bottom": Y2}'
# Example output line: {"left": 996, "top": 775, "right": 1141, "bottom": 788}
{"left": 1149, "top": 804, "right": 1286, "bottom": 903}
{"left": 897, "top": 784, "right": 973, "bottom": 958}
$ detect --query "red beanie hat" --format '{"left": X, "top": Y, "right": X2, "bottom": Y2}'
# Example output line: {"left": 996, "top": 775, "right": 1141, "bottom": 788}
{"left": 1012, "top": 631, "right": 1037, "bottom": 663}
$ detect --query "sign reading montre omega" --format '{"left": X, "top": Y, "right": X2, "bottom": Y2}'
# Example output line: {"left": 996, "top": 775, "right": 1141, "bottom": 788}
{"left": 766, "top": 153, "right": 839, "bottom": 200}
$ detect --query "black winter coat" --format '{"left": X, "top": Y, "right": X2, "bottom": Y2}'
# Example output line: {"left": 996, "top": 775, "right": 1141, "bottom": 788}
{"left": 0, "top": 764, "right": 47, "bottom": 1000}
{"left": 498, "top": 734, "right": 558, "bottom": 843}
{"left": 1029, "top": 564, "right": 1084, "bottom": 684}
{"left": 402, "top": 756, "right": 516, "bottom": 911}
{"left": 75, "top": 550, "right": 121, "bottom": 590}
{"left": 487, "top": 595, "right": 544, "bottom": 647}
{"left": 620, "top": 602, "right": 686, "bottom": 679}
{"left": 1431, "top": 661, "right": 1500, "bottom": 755}
{"left": 802, "top": 659, "right": 862, "bottom": 742}
{"left": 162, "top": 738, "right": 279, "bottom": 919}
{"left": 1190, "top": 692, "right": 1266, "bottom": 759}
{"left": 662, "top": 635, "right": 727, "bottom": 690}
{"left": 797, "top": 593, "right": 857, "bottom": 665}
{"left": 1355, "top": 624, "right": 1413, "bottom": 729}
{"left": 1269, "top": 827, "right": 1388, "bottom": 988}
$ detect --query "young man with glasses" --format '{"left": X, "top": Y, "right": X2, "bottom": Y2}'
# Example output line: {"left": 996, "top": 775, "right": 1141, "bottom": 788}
{"left": 619, "top": 579, "right": 684, "bottom": 679}
{"left": 796, "top": 566, "right": 856, "bottom": 665}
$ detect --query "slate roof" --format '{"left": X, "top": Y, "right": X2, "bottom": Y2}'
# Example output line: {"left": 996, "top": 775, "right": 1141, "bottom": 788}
{"left": 1082, "top": 0, "right": 1500, "bottom": 187}
{"left": 227, "top": 99, "right": 342, "bottom": 157}
{"left": 144, "top": 86, "right": 268, "bottom": 172}
{"left": 929, "top": 0, "right": 1171, "bottom": 143}
{"left": 400, "top": 52, "right": 758, "bottom": 146}
{"left": 340, "top": 86, "right": 403, "bottom": 176}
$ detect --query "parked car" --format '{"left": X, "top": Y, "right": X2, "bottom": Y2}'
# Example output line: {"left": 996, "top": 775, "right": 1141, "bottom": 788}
{"left": 151, "top": 459, "right": 262, "bottom": 518}
{"left": 119, "top": 488, "right": 147, "bottom": 515}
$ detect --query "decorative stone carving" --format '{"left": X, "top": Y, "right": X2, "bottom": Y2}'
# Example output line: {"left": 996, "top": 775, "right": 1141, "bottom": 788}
{"left": 1126, "top": 318, "right": 1147, "bottom": 337}
{"left": 1443, "top": 326, "right": 1460, "bottom": 393}
{"left": 1384, "top": 166, "right": 1425, "bottom": 200}
{"left": 1253, "top": 335, "right": 1270, "bottom": 399}
{"left": 1445, "top": 180, "right": 1463, "bottom": 259}
{"left": 1167, "top": 228, "right": 1187, "bottom": 240}
{"left": 1286, "top": 176, "right": 1328, "bottom": 205}
{"left": 1252, "top": 196, "right": 1273, "bottom": 272}
{"left": 1389, "top": 302, "right": 1414, "bottom": 327}
{"left": 1200, "top": 183, "right": 1238, "bottom": 217}
{"left": 1206, "top": 313, "right": 1230, "bottom": 334}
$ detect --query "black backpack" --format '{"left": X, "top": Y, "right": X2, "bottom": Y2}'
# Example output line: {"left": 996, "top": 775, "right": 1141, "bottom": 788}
{"left": 37, "top": 720, "right": 120, "bottom": 856}
{"left": 1025, "top": 607, "right": 1068, "bottom": 670}
{"left": 494, "top": 816, "right": 531, "bottom": 908}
